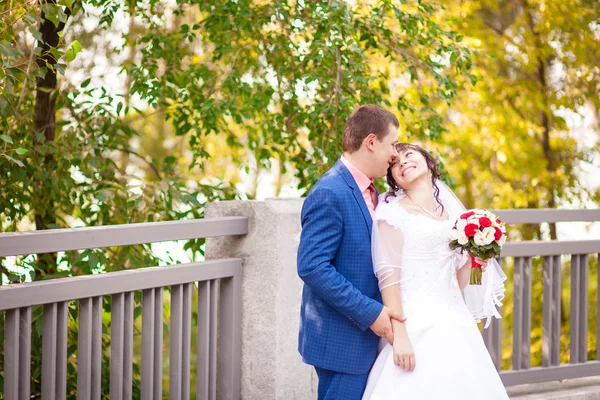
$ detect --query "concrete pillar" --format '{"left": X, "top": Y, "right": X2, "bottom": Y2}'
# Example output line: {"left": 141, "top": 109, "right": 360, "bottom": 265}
{"left": 205, "top": 198, "right": 317, "bottom": 399}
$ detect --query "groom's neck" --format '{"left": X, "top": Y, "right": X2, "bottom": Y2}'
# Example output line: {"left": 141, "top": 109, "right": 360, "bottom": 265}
{"left": 342, "top": 151, "right": 373, "bottom": 179}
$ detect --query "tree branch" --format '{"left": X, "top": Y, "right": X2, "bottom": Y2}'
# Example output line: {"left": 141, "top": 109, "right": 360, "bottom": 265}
{"left": 116, "top": 147, "right": 162, "bottom": 179}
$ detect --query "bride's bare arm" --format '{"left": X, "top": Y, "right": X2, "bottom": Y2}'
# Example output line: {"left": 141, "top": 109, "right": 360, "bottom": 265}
{"left": 457, "top": 259, "right": 471, "bottom": 289}
{"left": 376, "top": 221, "right": 415, "bottom": 371}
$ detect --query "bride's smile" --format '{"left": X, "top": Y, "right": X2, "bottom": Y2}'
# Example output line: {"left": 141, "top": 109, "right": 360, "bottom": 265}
{"left": 391, "top": 150, "right": 429, "bottom": 187}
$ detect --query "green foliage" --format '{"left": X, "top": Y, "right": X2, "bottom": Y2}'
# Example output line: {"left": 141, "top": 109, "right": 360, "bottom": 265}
{"left": 436, "top": 0, "right": 600, "bottom": 232}
{"left": 121, "top": 0, "right": 472, "bottom": 190}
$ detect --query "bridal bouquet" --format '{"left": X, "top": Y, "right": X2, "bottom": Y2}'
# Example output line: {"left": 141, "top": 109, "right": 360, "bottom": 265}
{"left": 449, "top": 209, "right": 507, "bottom": 285}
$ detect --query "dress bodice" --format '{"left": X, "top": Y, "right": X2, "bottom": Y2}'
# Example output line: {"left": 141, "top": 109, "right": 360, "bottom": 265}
{"left": 373, "top": 197, "right": 470, "bottom": 327}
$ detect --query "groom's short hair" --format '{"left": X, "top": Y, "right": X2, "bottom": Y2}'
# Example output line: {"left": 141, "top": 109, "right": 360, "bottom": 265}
{"left": 342, "top": 105, "right": 399, "bottom": 153}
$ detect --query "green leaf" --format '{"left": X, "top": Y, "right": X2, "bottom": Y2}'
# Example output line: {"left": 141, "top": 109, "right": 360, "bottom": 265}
{"left": 88, "top": 252, "right": 99, "bottom": 271}
{"left": 5, "top": 155, "right": 24, "bottom": 167}
{"left": 0, "top": 135, "right": 14, "bottom": 144}
{"left": 0, "top": 42, "right": 22, "bottom": 58}
{"left": 24, "top": 13, "right": 41, "bottom": 25}
{"left": 81, "top": 78, "right": 91, "bottom": 88}
{"left": 49, "top": 47, "right": 61, "bottom": 61}
{"left": 29, "top": 26, "right": 43, "bottom": 42}
{"left": 57, "top": 7, "right": 68, "bottom": 23}
{"left": 15, "top": 148, "right": 28, "bottom": 155}
{"left": 65, "top": 40, "right": 82, "bottom": 62}
{"left": 56, "top": 63, "right": 66, "bottom": 76}
{"left": 40, "top": 3, "right": 60, "bottom": 27}
{"left": 58, "top": 0, "right": 75, "bottom": 9}
{"left": 34, "top": 67, "right": 48, "bottom": 79}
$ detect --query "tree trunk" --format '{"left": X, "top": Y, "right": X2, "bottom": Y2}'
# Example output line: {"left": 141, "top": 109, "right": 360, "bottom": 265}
{"left": 32, "top": 1, "right": 71, "bottom": 275}
{"left": 524, "top": 0, "right": 558, "bottom": 240}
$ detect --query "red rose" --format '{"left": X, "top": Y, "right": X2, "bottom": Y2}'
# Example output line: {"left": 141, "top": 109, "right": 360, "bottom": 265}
{"left": 464, "top": 224, "right": 479, "bottom": 237}
{"left": 461, "top": 211, "right": 475, "bottom": 219}
{"left": 496, "top": 218, "right": 502, "bottom": 224}
{"left": 479, "top": 217, "right": 492, "bottom": 228}
{"left": 494, "top": 227, "right": 503, "bottom": 241}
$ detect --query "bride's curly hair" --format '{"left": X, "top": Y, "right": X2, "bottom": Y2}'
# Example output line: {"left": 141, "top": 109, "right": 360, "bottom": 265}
{"left": 384, "top": 143, "right": 444, "bottom": 215}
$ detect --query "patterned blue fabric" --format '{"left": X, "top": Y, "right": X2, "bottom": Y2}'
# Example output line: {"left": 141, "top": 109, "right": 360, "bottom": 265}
{"left": 315, "top": 367, "right": 370, "bottom": 400}
{"left": 298, "top": 160, "right": 383, "bottom": 376}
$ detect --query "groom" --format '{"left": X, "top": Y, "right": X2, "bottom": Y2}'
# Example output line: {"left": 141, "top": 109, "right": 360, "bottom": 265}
{"left": 297, "top": 105, "right": 405, "bottom": 399}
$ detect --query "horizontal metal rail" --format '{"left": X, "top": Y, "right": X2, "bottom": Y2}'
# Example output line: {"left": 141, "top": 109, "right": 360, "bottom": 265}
{"left": 501, "top": 240, "right": 600, "bottom": 257}
{"left": 500, "top": 362, "right": 600, "bottom": 386}
{"left": 0, "top": 217, "right": 248, "bottom": 257}
{"left": 493, "top": 208, "right": 600, "bottom": 224}
{"left": 0, "top": 259, "right": 241, "bottom": 311}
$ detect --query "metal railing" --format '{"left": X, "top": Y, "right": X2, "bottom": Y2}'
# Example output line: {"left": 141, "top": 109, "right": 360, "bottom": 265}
{"left": 2, "top": 207, "right": 599, "bottom": 395}
{"left": 486, "top": 209, "right": 600, "bottom": 386}
{"left": 0, "top": 217, "right": 248, "bottom": 400}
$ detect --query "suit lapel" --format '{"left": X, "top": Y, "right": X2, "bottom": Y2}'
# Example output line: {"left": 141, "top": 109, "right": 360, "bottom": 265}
{"left": 334, "top": 160, "right": 373, "bottom": 233}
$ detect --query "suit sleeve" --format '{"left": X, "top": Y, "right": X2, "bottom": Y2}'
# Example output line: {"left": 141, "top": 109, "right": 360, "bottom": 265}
{"left": 297, "top": 186, "right": 382, "bottom": 331}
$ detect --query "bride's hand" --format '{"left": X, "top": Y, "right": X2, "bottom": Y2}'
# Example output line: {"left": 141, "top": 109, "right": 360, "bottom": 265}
{"left": 392, "top": 331, "right": 415, "bottom": 372}
{"left": 472, "top": 256, "right": 488, "bottom": 272}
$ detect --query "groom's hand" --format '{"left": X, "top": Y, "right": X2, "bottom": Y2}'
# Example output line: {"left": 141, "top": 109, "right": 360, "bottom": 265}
{"left": 370, "top": 306, "right": 406, "bottom": 344}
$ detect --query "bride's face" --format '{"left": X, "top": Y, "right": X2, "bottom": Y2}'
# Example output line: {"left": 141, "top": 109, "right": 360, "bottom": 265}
{"left": 391, "top": 148, "right": 430, "bottom": 188}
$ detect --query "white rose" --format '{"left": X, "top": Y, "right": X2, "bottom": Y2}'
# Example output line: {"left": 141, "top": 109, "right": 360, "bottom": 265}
{"left": 474, "top": 231, "right": 487, "bottom": 246}
{"left": 449, "top": 229, "right": 460, "bottom": 241}
{"left": 483, "top": 227, "right": 496, "bottom": 245}
{"left": 468, "top": 217, "right": 480, "bottom": 227}
{"left": 456, "top": 219, "right": 468, "bottom": 231}
{"left": 458, "top": 232, "right": 469, "bottom": 245}
{"left": 498, "top": 235, "right": 506, "bottom": 246}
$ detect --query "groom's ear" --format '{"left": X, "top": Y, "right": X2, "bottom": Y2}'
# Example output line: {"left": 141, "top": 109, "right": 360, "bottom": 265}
{"left": 363, "top": 133, "right": 377, "bottom": 151}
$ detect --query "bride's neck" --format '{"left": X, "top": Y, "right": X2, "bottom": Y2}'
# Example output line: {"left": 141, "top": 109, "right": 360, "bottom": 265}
{"left": 404, "top": 178, "right": 436, "bottom": 208}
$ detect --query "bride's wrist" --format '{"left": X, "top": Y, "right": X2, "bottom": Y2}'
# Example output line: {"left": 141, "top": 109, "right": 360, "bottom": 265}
{"left": 393, "top": 323, "right": 408, "bottom": 336}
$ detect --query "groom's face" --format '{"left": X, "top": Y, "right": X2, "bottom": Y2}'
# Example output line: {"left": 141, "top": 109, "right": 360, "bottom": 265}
{"left": 369, "top": 124, "right": 399, "bottom": 178}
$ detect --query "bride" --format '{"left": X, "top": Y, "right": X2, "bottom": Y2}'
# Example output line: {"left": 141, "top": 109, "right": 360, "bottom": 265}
{"left": 362, "top": 143, "right": 509, "bottom": 399}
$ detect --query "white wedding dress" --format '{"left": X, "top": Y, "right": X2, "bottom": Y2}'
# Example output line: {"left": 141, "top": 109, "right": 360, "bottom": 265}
{"left": 362, "top": 195, "right": 509, "bottom": 400}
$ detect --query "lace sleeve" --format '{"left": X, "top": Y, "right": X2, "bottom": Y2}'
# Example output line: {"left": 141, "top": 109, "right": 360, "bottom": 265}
{"left": 372, "top": 216, "right": 406, "bottom": 291}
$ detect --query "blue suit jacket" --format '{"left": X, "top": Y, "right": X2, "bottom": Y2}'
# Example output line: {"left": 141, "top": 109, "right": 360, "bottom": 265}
{"left": 297, "top": 160, "right": 383, "bottom": 375}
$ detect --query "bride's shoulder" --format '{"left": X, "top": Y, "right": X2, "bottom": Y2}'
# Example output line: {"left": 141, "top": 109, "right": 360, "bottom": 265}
{"left": 375, "top": 194, "right": 409, "bottom": 223}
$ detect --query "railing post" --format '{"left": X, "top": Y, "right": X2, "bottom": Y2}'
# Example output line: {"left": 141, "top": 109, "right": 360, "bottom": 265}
{"left": 42, "top": 301, "right": 68, "bottom": 400}
{"left": 142, "top": 288, "right": 164, "bottom": 400}
{"left": 570, "top": 254, "right": 588, "bottom": 364}
{"left": 78, "top": 297, "right": 102, "bottom": 400}
{"left": 597, "top": 253, "right": 600, "bottom": 361}
{"left": 169, "top": 283, "right": 192, "bottom": 400}
{"left": 218, "top": 271, "right": 242, "bottom": 399}
{"left": 543, "top": 256, "right": 561, "bottom": 367}
{"left": 4, "top": 307, "right": 31, "bottom": 400}
{"left": 110, "top": 292, "right": 134, "bottom": 400}
{"left": 197, "top": 280, "right": 218, "bottom": 400}
{"left": 512, "top": 257, "right": 532, "bottom": 370}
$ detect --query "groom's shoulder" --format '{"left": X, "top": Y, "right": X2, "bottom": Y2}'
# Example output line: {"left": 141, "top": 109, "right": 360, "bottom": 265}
{"left": 311, "top": 165, "right": 346, "bottom": 192}
{"left": 304, "top": 166, "right": 347, "bottom": 204}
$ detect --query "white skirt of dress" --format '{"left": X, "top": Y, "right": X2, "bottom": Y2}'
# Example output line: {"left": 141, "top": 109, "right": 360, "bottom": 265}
{"left": 362, "top": 314, "right": 509, "bottom": 400}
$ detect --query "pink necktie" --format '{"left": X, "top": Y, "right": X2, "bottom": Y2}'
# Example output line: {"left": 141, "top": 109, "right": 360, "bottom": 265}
{"left": 368, "top": 183, "right": 378, "bottom": 209}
